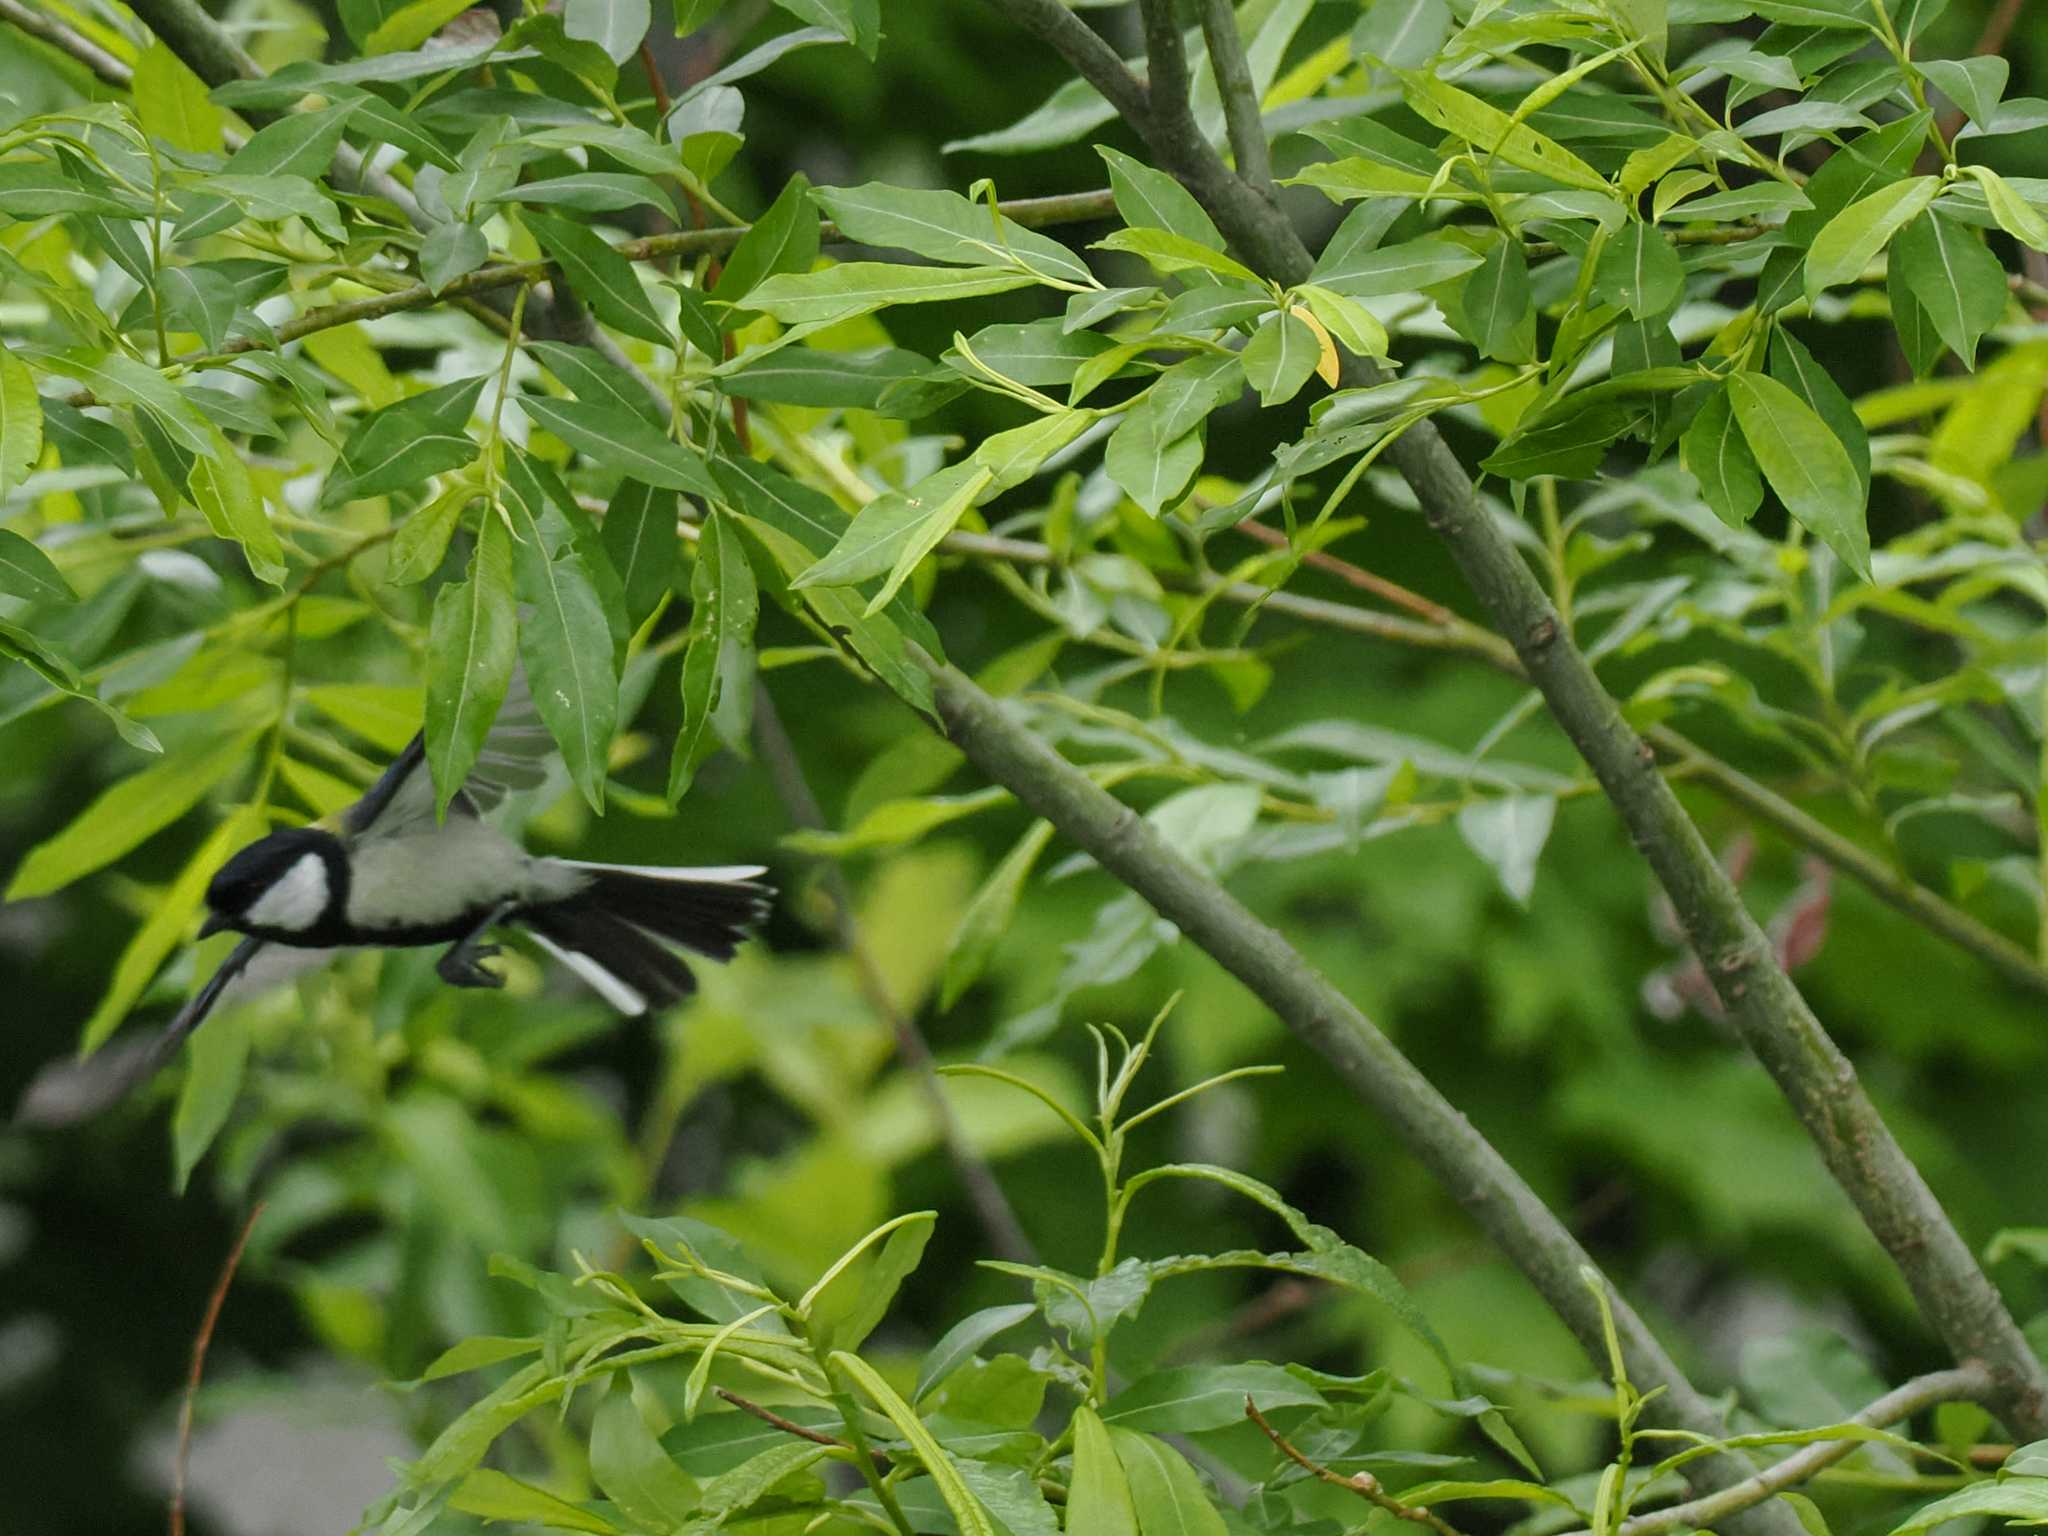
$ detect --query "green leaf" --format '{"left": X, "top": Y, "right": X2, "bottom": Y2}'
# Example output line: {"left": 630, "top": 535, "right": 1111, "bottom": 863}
{"left": 1108, "top": 1429, "right": 1231, "bottom": 1536}
{"left": 1804, "top": 176, "right": 1939, "bottom": 301}
{"left": 603, "top": 479, "right": 680, "bottom": 627}
{"left": 224, "top": 101, "right": 356, "bottom": 180}
{"left": 831, "top": 1352, "right": 996, "bottom": 1536}
{"left": 0, "top": 343, "right": 41, "bottom": 498}
{"left": 1242, "top": 309, "right": 1323, "bottom": 405}
{"left": 502, "top": 456, "right": 621, "bottom": 810}
{"left": 1102, "top": 1364, "right": 1326, "bottom": 1432}
{"left": 589, "top": 1383, "right": 700, "bottom": 1531}
{"left": 389, "top": 483, "right": 472, "bottom": 585}
{"left": 157, "top": 267, "right": 239, "bottom": 353}
{"left": 1353, "top": 0, "right": 1452, "bottom": 68}
{"left": 134, "top": 41, "right": 224, "bottom": 153}
{"left": 1593, "top": 222, "right": 1684, "bottom": 320}
{"left": 0, "top": 528, "right": 72, "bottom": 605}
{"left": 1092, "top": 227, "right": 1262, "bottom": 285}
{"left": 1889, "top": 256, "right": 1947, "bottom": 377}
{"left": 1728, "top": 371, "right": 1870, "bottom": 578}
{"left": 1463, "top": 236, "right": 1534, "bottom": 359}
{"left": 79, "top": 807, "right": 258, "bottom": 1055}
{"left": 1148, "top": 353, "right": 1246, "bottom": 442}
{"left": 1067, "top": 1406, "right": 1140, "bottom": 1536}
{"left": 723, "top": 344, "right": 943, "bottom": 406}
{"left": 326, "top": 376, "right": 486, "bottom": 504}
{"left": 869, "top": 464, "right": 993, "bottom": 613}
{"left": 1890, "top": 1478, "right": 2048, "bottom": 1535}
{"left": 450, "top": 1470, "right": 622, "bottom": 1534}
{"left": 419, "top": 221, "right": 489, "bottom": 295}
{"left": 0, "top": 621, "right": 159, "bottom": 754}
{"left": 1770, "top": 327, "right": 1870, "bottom": 495}
{"left": 915, "top": 1302, "right": 1039, "bottom": 1402}
{"left": 940, "top": 818, "right": 1055, "bottom": 1010}
{"left": 425, "top": 509, "right": 516, "bottom": 815}
{"left": 1893, "top": 209, "right": 2009, "bottom": 368}
{"left": 795, "top": 461, "right": 988, "bottom": 590}
{"left": 1399, "top": 70, "right": 1609, "bottom": 190}
{"left": 1756, "top": 112, "right": 1929, "bottom": 311}
{"left": 528, "top": 341, "right": 667, "bottom": 429}
{"left": 525, "top": 209, "right": 670, "bottom": 347}
{"left": 971, "top": 410, "right": 1093, "bottom": 492}
{"left": 742, "top": 263, "right": 1039, "bottom": 326}
{"left": 7, "top": 728, "right": 256, "bottom": 900}
{"left": 189, "top": 428, "right": 285, "bottom": 586}
{"left": 713, "top": 172, "right": 821, "bottom": 313}
{"left": 809, "top": 1210, "right": 936, "bottom": 1353}
{"left": 817, "top": 182, "right": 1092, "bottom": 285}
{"left": 1961, "top": 167, "right": 2048, "bottom": 252}
{"left": 1313, "top": 235, "right": 1485, "bottom": 298}
{"left": 494, "top": 172, "right": 678, "bottom": 220}
{"left": 566, "top": 0, "right": 653, "bottom": 64}
{"left": 1680, "top": 383, "right": 1763, "bottom": 528}
{"left": 1921, "top": 56, "right": 2007, "bottom": 129}
{"left": 771, "top": 0, "right": 878, "bottom": 55}
{"left": 1096, "top": 146, "right": 1224, "bottom": 250}
{"left": 1106, "top": 399, "right": 1204, "bottom": 516}
{"left": 521, "top": 396, "right": 719, "bottom": 499}
{"left": 1456, "top": 794, "right": 1557, "bottom": 905}
{"left": 32, "top": 350, "right": 211, "bottom": 455}
{"left": 670, "top": 507, "right": 758, "bottom": 800}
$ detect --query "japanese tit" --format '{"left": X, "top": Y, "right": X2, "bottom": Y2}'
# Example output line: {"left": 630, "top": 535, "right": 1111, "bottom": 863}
{"left": 17, "top": 675, "right": 772, "bottom": 1125}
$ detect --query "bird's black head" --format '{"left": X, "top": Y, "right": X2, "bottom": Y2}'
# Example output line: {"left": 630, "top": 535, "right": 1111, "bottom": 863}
{"left": 202, "top": 826, "right": 347, "bottom": 940}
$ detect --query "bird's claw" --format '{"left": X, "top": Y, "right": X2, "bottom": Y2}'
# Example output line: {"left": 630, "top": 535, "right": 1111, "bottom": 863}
{"left": 438, "top": 940, "right": 503, "bottom": 989}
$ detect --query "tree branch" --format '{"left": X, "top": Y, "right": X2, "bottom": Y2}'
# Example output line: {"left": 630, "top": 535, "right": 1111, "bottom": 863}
{"left": 751, "top": 684, "right": 1039, "bottom": 1267}
{"left": 1196, "top": 0, "right": 1275, "bottom": 198}
{"left": 976, "top": 0, "right": 2048, "bottom": 1442}
{"left": 988, "top": 0, "right": 1153, "bottom": 130}
{"left": 923, "top": 660, "right": 1791, "bottom": 1535}
{"left": 1617, "top": 1364, "right": 1995, "bottom": 1536}
{"left": 1246, "top": 1395, "right": 1468, "bottom": 1536}
{"left": 0, "top": 0, "right": 128, "bottom": 87}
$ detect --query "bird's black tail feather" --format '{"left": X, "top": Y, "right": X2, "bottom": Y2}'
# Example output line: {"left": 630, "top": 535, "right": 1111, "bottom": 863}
{"left": 520, "top": 864, "right": 772, "bottom": 1015}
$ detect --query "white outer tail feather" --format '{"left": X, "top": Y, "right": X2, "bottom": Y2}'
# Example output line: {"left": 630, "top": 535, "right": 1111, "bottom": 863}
{"left": 554, "top": 860, "right": 769, "bottom": 883}
{"left": 526, "top": 930, "right": 649, "bottom": 1015}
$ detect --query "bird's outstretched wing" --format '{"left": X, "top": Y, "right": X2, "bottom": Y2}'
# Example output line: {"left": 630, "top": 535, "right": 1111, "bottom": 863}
{"left": 344, "top": 664, "right": 555, "bottom": 843}
{"left": 15, "top": 939, "right": 333, "bottom": 1127}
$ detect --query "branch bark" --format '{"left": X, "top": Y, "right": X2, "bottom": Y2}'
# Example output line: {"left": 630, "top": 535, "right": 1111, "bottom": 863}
{"left": 979, "top": 0, "right": 2048, "bottom": 1444}
{"left": 1195, "top": 0, "right": 1275, "bottom": 198}
{"left": 925, "top": 661, "right": 1791, "bottom": 1536}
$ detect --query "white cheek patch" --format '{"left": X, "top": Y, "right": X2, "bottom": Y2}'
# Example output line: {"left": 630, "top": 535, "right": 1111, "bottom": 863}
{"left": 244, "top": 852, "right": 331, "bottom": 932}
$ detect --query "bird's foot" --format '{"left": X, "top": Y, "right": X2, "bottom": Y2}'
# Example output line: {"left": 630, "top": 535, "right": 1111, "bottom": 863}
{"left": 437, "top": 940, "right": 504, "bottom": 989}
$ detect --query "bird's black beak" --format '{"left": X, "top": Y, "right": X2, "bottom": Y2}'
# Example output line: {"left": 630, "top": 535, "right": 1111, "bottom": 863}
{"left": 197, "top": 911, "right": 231, "bottom": 940}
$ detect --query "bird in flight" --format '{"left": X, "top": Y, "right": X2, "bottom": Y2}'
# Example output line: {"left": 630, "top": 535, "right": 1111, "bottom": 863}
{"left": 18, "top": 675, "right": 772, "bottom": 1124}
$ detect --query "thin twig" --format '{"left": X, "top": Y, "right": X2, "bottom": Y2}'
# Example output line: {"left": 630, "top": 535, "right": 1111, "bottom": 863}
{"left": 1197, "top": 0, "right": 1274, "bottom": 197}
{"left": 171, "top": 1203, "right": 264, "bottom": 1536}
{"left": 0, "top": 0, "right": 129, "bottom": 86}
{"left": 1246, "top": 1396, "right": 1468, "bottom": 1536}
{"left": 751, "top": 684, "right": 1038, "bottom": 1266}
{"left": 1233, "top": 517, "right": 1457, "bottom": 626}
{"left": 714, "top": 1387, "right": 889, "bottom": 1465}
{"left": 1614, "top": 1364, "right": 1994, "bottom": 1536}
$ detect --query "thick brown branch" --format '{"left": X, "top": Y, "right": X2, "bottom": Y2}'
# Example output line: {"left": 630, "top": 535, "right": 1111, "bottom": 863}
{"left": 1196, "top": 0, "right": 1275, "bottom": 197}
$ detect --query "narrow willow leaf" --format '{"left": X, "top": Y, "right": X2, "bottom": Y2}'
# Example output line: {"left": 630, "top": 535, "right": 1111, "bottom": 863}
{"left": 425, "top": 511, "right": 516, "bottom": 814}
{"left": 1297, "top": 285, "right": 1388, "bottom": 361}
{"left": 1961, "top": 167, "right": 2048, "bottom": 251}
{"left": 34, "top": 350, "right": 211, "bottom": 454}
{"left": 1398, "top": 70, "right": 1608, "bottom": 190}
{"left": 1107, "top": 1428, "right": 1230, "bottom": 1536}
{"left": 864, "top": 463, "right": 990, "bottom": 613}
{"left": 8, "top": 729, "right": 256, "bottom": 900}
{"left": 816, "top": 182, "right": 1092, "bottom": 285}
{"left": 1893, "top": 208, "right": 2008, "bottom": 368}
{"left": 1353, "top": 0, "right": 1451, "bottom": 68}
{"left": 527, "top": 341, "right": 667, "bottom": 428}
{"left": 521, "top": 395, "right": 719, "bottom": 498}
{"left": 1463, "top": 237, "right": 1532, "bottom": 361}
{"left": 1456, "top": 795, "right": 1557, "bottom": 905}
{"left": 603, "top": 480, "right": 680, "bottom": 626}
{"left": 1313, "top": 235, "right": 1484, "bottom": 298}
{"left": 589, "top": 1384, "right": 700, "bottom": 1531}
{"left": 810, "top": 1211, "right": 936, "bottom": 1353}
{"left": 133, "top": 41, "right": 224, "bottom": 153}
{"left": 1102, "top": 1363, "right": 1326, "bottom": 1432}
{"left": 1593, "top": 222, "right": 1684, "bottom": 320}
{"left": 1728, "top": 372, "right": 1870, "bottom": 578}
{"left": 915, "top": 1302, "right": 1039, "bottom": 1401}
{"left": 420, "top": 221, "right": 489, "bottom": 294}
{"left": 1096, "top": 146, "right": 1223, "bottom": 250}
{"left": 1092, "top": 227, "right": 1262, "bottom": 285}
{"left": 971, "top": 411, "right": 1091, "bottom": 492}
{"left": 326, "top": 376, "right": 486, "bottom": 504}
{"left": 490, "top": 172, "right": 678, "bottom": 219}
{"left": 1680, "top": 384, "right": 1763, "bottom": 528}
{"left": 0, "top": 346, "right": 41, "bottom": 495}
{"left": 1067, "top": 1406, "right": 1140, "bottom": 1536}
{"left": 0, "top": 528, "right": 73, "bottom": 605}
{"left": 795, "top": 461, "right": 985, "bottom": 589}
{"left": 225, "top": 101, "right": 355, "bottom": 179}
{"left": 1242, "top": 308, "right": 1323, "bottom": 404}
{"left": 1148, "top": 353, "right": 1245, "bottom": 444}
{"left": 171, "top": 934, "right": 257, "bottom": 1191}
{"left": 671, "top": 507, "right": 758, "bottom": 800}
{"left": 1804, "top": 176, "right": 1938, "bottom": 300}
{"left": 713, "top": 172, "right": 821, "bottom": 310}
{"left": 450, "top": 1471, "right": 622, "bottom": 1535}
{"left": 743, "top": 263, "right": 1037, "bottom": 326}
{"left": 1889, "top": 256, "right": 1947, "bottom": 376}
{"left": 1769, "top": 328, "right": 1870, "bottom": 495}
{"left": 189, "top": 428, "right": 286, "bottom": 586}
{"left": 1921, "top": 56, "right": 2008, "bottom": 129}
{"left": 388, "top": 483, "right": 472, "bottom": 585}
{"left": 1106, "top": 399, "right": 1203, "bottom": 516}
{"left": 525, "top": 209, "right": 670, "bottom": 346}
{"left": 501, "top": 457, "right": 620, "bottom": 810}
{"left": 831, "top": 1352, "right": 996, "bottom": 1536}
